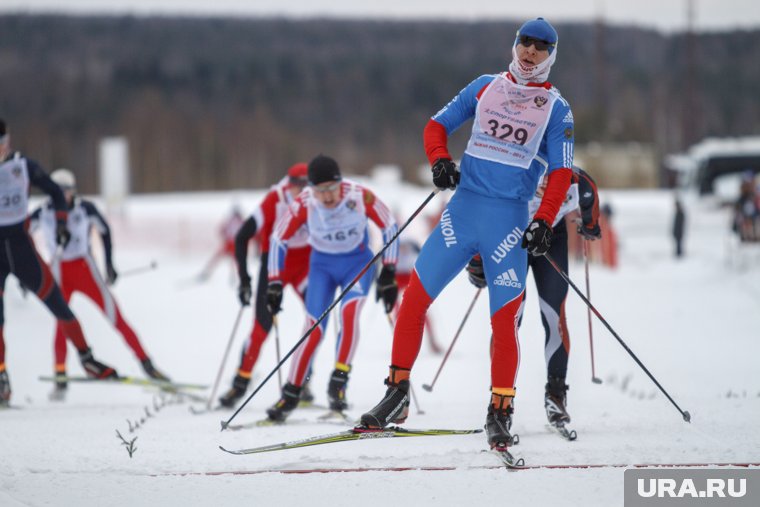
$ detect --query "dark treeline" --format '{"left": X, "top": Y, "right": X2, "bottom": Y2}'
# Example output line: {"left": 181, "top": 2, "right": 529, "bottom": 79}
{"left": 1, "top": 15, "right": 759, "bottom": 193}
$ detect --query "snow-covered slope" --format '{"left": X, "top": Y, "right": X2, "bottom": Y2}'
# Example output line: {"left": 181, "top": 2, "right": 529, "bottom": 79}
{"left": 1, "top": 183, "right": 758, "bottom": 507}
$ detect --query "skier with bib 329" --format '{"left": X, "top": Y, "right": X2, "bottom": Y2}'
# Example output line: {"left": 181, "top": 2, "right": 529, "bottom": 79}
{"left": 360, "top": 18, "right": 574, "bottom": 452}
{"left": 265, "top": 155, "right": 398, "bottom": 422}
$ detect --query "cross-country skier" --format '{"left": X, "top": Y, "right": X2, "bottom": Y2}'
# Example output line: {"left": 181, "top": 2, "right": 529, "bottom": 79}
{"left": 265, "top": 155, "right": 398, "bottom": 422}
{"left": 29, "top": 168, "right": 169, "bottom": 399}
{"left": 218, "top": 163, "right": 312, "bottom": 408}
{"left": 394, "top": 238, "right": 441, "bottom": 354}
{"left": 0, "top": 119, "right": 117, "bottom": 407}
{"left": 360, "top": 18, "right": 574, "bottom": 452}
{"left": 196, "top": 206, "right": 244, "bottom": 282}
{"left": 467, "top": 166, "right": 600, "bottom": 430}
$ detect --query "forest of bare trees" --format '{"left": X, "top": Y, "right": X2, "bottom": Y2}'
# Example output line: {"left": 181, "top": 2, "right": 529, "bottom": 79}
{"left": 1, "top": 15, "right": 759, "bottom": 193}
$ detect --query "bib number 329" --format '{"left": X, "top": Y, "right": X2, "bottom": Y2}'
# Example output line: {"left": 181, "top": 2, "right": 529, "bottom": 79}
{"left": 485, "top": 120, "right": 528, "bottom": 146}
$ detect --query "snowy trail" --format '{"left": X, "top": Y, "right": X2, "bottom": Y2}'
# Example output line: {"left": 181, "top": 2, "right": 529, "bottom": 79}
{"left": 1, "top": 185, "right": 759, "bottom": 506}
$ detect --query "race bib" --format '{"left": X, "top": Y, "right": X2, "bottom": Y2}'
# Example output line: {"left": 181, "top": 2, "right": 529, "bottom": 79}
{"left": 307, "top": 182, "right": 367, "bottom": 254}
{"left": 0, "top": 158, "right": 30, "bottom": 226}
{"left": 466, "top": 74, "right": 556, "bottom": 169}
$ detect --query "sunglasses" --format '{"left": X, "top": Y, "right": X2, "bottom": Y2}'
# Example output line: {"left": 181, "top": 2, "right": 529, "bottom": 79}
{"left": 312, "top": 182, "right": 341, "bottom": 193}
{"left": 518, "top": 35, "right": 555, "bottom": 52}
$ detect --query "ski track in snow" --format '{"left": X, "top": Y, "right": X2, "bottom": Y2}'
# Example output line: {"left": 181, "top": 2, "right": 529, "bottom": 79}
{"left": 1, "top": 184, "right": 759, "bottom": 506}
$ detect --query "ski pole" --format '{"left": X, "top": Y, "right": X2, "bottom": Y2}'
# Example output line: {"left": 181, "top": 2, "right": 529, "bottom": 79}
{"left": 207, "top": 306, "right": 246, "bottom": 410}
{"left": 385, "top": 313, "right": 425, "bottom": 415}
{"left": 422, "top": 289, "right": 482, "bottom": 392}
{"left": 119, "top": 260, "right": 158, "bottom": 278}
{"left": 221, "top": 189, "right": 441, "bottom": 430}
{"left": 543, "top": 252, "right": 691, "bottom": 423}
{"left": 272, "top": 316, "right": 283, "bottom": 390}
{"left": 582, "top": 241, "right": 602, "bottom": 385}
{"left": 409, "top": 382, "right": 425, "bottom": 416}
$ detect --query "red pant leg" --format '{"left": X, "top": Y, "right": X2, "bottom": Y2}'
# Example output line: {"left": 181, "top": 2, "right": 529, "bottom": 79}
{"left": 335, "top": 297, "right": 366, "bottom": 367}
{"left": 391, "top": 272, "right": 432, "bottom": 369}
{"left": 490, "top": 293, "right": 522, "bottom": 390}
{"left": 63, "top": 258, "right": 148, "bottom": 361}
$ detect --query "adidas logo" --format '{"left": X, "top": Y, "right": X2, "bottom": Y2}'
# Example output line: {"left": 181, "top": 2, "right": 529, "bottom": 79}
{"left": 493, "top": 269, "right": 522, "bottom": 288}
{"left": 563, "top": 110, "right": 574, "bottom": 123}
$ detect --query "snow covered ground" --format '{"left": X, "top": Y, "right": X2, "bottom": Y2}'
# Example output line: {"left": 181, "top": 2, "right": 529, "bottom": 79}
{"left": 1, "top": 181, "right": 759, "bottom": 507}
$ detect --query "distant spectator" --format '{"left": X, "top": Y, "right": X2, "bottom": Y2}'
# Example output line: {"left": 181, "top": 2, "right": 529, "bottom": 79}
{"left": 734, "top": 172, "right": 759, "bottom": 242}
{"left": 673, "top": 198, "right": 686, "bottom": 258}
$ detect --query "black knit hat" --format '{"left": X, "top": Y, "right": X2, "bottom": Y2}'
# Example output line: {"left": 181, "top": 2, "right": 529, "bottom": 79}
{"left": 308, "top": 155, "right": 342, "bottom": 185}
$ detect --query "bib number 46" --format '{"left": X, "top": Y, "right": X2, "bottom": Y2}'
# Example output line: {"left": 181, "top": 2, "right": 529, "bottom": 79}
{"left": 322, "top": 228, "right": 359, "bottom": 242}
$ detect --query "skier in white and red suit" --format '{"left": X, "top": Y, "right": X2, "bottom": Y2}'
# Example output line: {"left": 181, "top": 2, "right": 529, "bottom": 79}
{"left": 197, "top": 207, "right": 245, "bottom": 281}
{"left": 218, "top": 162, "right": 312, "bottom": 408}
{"left": 29, "top": 169, "right": 169, "bottom": 394}
{"left": 264, "top": 155, "right": 399, "bottom": 422}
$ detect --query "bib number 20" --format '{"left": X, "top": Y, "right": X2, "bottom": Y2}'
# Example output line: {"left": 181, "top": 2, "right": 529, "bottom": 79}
{"left": 485, "top": 120, "right": 528, "bottom": 146}
{"left": 1, "top": 194, "right": 22, "bottom": 207}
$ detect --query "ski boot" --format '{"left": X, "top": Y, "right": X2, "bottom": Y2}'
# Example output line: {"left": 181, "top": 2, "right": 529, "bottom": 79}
{"left": 327, "top": 366, "right": 350, "bottom": 412}
{"left": 485, "top": 390, "right": 516, "bottom": 449}
{"left": 141, "top": 358, "right": 171, "bottom": 382}
{"left": 360, "top": 366, "right": 410, "bottom": 429}
{"left": 299, "top": 379, "right": 315, "bottom": 406}
{"left": 545, "top": 376, "right": 571, "bottom": 425}
{"left": 78, "top": 348, "right": 118, "bottom": 379}
{"left": 48, "top": 367, "right": 68, "bottom": 402}
{"left": 266, "top": 383, "right": 301, "bottom": 422}
{"left": 0, "top": 368, "right": 10, "bottom": 407}
{"left": 219, "top": 373, "right": 250, "bottom": 408}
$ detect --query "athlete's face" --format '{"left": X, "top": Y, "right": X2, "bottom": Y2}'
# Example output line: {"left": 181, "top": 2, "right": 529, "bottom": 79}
{"left": 287, "top": 182, "right": 306, "bottom": 199}
{"left": 312, "top": 181, "right": 341, "bottom": 209}
{"left": 62, "top": 188, "right": 75, "bottom": 206}
{"left": 515, "top": 38, "right": 551, "bottom": 67}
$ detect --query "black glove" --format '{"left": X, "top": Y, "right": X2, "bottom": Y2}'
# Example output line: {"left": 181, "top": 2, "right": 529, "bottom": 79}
{"left": 105, "top": 263, "right": 118, "bottom": 285}
{"left": 431, "top": 158, "right": 460, "bottom": 190}
{"left": 375, "top": 265, "right": 398, "bottom": 313}
{"left": 238, "top": 276, "right": 252, "bottom": 306}
{"left": 577, "top": 222, "right": 601, "bottom": 241}
{"left": 465, "top": 256, "right": 486, "bottom": 289}
{"left": 55, "top": 222, "right": 71, "bottom": 247}
{"left": 522, "top": 219, "right": 553, "bottom": 256}
{"left": 266, "top": 281, "right": 284, "bottom": 315}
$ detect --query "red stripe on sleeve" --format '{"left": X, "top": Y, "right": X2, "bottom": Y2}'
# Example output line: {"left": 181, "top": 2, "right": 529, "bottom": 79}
{"left": 423, "top": 119, "right": 451, "bottom": 165}
{"left": 276, "top": 198, "right": 308, "bottom": 243}
{"left": 534, "top": 168, "right": 573, "bottom": 225}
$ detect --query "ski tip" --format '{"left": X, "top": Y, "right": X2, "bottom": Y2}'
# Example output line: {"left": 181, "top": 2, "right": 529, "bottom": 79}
{"left": 421, "top": 384, "right": 433, "bottom": 392}
{"left": 683, "top": 411, "right": 691, "bottom": 423}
